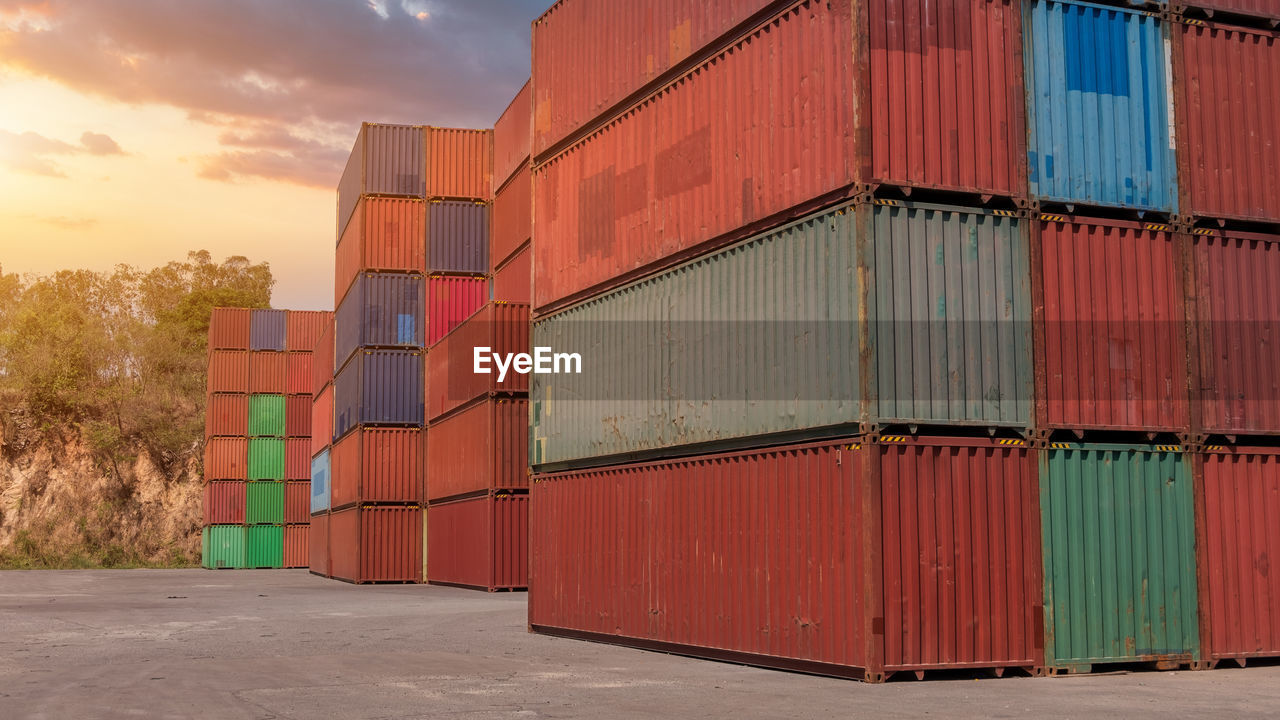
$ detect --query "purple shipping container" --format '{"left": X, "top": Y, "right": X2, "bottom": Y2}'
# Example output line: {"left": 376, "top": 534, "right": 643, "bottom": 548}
{"left": 334, "top": 273, "right": 425, "bottom": 371}
{"left": 250, "top": 309, "right": 286, "bottom": 351}
{"left": 336, "top": 123, "right": 425, "bottom": 239}
{"left": 426, "top": 200, "right": 489, "bottom": 274}
{"left": 333, "top": 349, "right": 424, "bottom": 441}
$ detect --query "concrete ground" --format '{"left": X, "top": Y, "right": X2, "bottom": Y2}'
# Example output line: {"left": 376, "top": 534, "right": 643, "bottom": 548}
{"left": 1, "top": 570, "right": 1278, "bottom": 719}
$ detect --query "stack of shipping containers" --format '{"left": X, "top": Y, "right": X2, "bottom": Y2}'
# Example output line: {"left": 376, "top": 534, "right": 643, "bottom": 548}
{"left": 526, "top": 0, "right": 1280, "bottom": 680}
{"left": 202, "top": 308, "right": 329, "bottom": 570}
{"left": 309, "top": 316, "right": 335, "bottom": 577}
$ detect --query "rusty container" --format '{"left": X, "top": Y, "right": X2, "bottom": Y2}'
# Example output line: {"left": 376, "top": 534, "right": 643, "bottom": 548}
{"left": 208, "top": 351, "right": 249, "bottom": 394}
{"left": 250, "top": 309, "right": 287, "bottom": 352}
{"left": 494, "top": 80, "right": 531, "bottom": 190}
{"left": 311, "top": 385, "right": 333, "bottom": 456}
{"left": 491, "top": 244, "right": 531, "bottom": 305}
{"left": 337, "top": 123, "right": 425, "bottom": 238}
{"left": 286, "top": 311, "right": 330, "bottom": 352}
{"left": 285, "top": 439, "right": 310, "bottom": 481}
{"left": 427, "top": 303, "right": 530, "bottom": 421}
{"left": 286, "top": 352, "right": 312, "bottom": 396}
{"left": 427, "top": 275, "right": 489, "bottom": 346}
{"left": 426, "top": 200, "right": 489, "bottom": 274}
{"left": 203, "top": 481, "right": 246, "bottom": 525}
{"left": 283, "top": 525, "right": 309, "bottom": 568}
{"left": 427, "top": 492, "right": 528, "bottom": 591}
{"left": 313, "top": 316, "right": 335, "bottom": 395}
{"left": 329, "top": 427, "right": 424, "bottom": 510}
{"left": 424, "top": 126, "right": 492, "bottom": 200}
{"left": 335, "top": 196, "right": 426, "bottom": 306}
{"left": 329, "top": 505, "right": 423, "bottom": 584}
{"left": 249, "top": 351, "right": 286, "bottom": 394}
{"left": 205, "top": 394, "right": 248, "bottom": 438}
{"left": 284, "top": 480, "right": 310, "bottom": 524}
{"left": 204, "top": 437, "right": 248, "bottom": 481}
{"left": 286, "top": 395, "right": 311, "bottom": 438}
{"left": 309, "top": 512, "right": 330, "bottom": 577}
{"left": 426, "top": 397, "right": 528, "bottom": 503}
{"left": 492, "top": 165, "right": 530, "bottom": 272}
{"left": 208, "top": 307, "right": 251, "bottom": 350}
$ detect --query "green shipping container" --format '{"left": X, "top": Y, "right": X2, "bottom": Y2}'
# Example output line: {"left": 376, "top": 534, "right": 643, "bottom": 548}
{"left": 246, "top": 525, "right": 283, "bottom": 569}
{"left": 246, "top": 481, "right": 285, "bottom": 524}
{"left": 248, "top": 438, "right": 285, "bottom": 480}
{"left": 248, "top": 393, "right": 286, "bottom": 437}
{"left": 201, "top": 525, "right": 246, "bottom": 569}
{"left": 1040, "top": 444, "right": 1200, "bottom": 672}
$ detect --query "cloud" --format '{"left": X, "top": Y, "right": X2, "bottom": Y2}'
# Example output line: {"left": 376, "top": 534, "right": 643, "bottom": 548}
{"left": 0, "top": 128, "right": 127, "bottom": 176}
{"left": 0, "top": 0, "right": 545, "bottom": 186}
{"left": 80, "top": 131, "right": 123, "bottom": 155}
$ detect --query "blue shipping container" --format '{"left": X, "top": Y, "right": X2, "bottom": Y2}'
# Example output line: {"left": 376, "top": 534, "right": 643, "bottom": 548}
{"left": 333, "top": 349, "right": 423, "bottom": 440}
{"left": 334, "top": 273, "right": 425, "bottom": 371}
{"left": 310, "top": 448, "right": 331, "bottom": 514}
{"left": 426, "top": 200, "right": 489, "bottom": 274}
{"left": 249, "top": 309, "right": 286, "bottom": 351}
{"left": 1025, "top": 0, "right": 1177, "bottom": 212}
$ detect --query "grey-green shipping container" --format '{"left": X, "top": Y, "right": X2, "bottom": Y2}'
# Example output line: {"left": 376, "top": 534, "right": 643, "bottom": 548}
{"left": 248, "top": 393, "right": 286, "bottom": 437}
{"left": 247, "top": 438, "right": 285, "bottom": 480}
{"left": 246, "top": 525, "right": 283, "bottom": 569}
{"left": 1040, "top": 444, "right": 1200, "bottom": 672}
{"left": 246, "top": 480, "right": 285, "bottom": 524}
{"left": 201, "top": 525, "right": 246, "bottom": 569}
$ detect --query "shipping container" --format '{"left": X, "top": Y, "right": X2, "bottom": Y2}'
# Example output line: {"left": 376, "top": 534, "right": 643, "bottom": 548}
{"left": 530, "top": 0, "right": 778, "bottom": 157}
{"left": 246, "top": 525, "right": 284, "bottom": 569}
{"left": 284, "top": 525, "right": 309, "bottom": 568}
{"left": 335, "top": 196, "right": 426, "bottom": 305}
{"left": 337, "top": 123, "right": 425, "bottom": 238}
{"left": 247, "top": 438, "right": 285, "bottom": 480}
{"left": 330, "top": 427, "right": 424, "bottom": 509}
{"left": 425, "top": 200, "right": 489, "bottom": 274}
{"left": 250, "top": 309, "right": 287, "bottom": 351}
{"left": 531, "top": 437, "right": 1042, "bottom": 680}
{"left": 427, "top": 275, "right": 489, "bottom": 346}
{"left": 493, "top": 80, "right": 531, "bottom": 189}
{"left": 427, "top": 303, "right": 530, "bottom": 421}
{"left": 285, "top": 353, "right": 312, "bottom": 396}
{"left": 1188, "top": 230, "right": 1280, "bottom": 435}
{"left": 426, "top": 397, "right": 528, "bottom": 502}
{"left": 205, "top": 393, "right": 248, "bottom": 438}
{"left": 208, "top": 307, "right": 251, "bottom": 350}
{"left": 329, "top": 505, "right": 423, "bottom": 584}
{"left": 311, "top": 448, "right": 331, "bottom": 514}
{"left": 491, "top": 244, "right": 531, "bottom": 305}
{"left": 202, "top": 525, "right": 246, "bottom": 569}
{"left": 1196, "top": 447, "right": 1280, "bottom": 664}
{"left": 491, "top": 165, "right": 531, "bottom": 271}
{"left": 1040, "top": 444, "right": 1199, "bottom": 672}
{"left": 1173, "top": 18, "right": 1280, "bottom": 224}
{"left": 311, "top": 386, "right": 333, "bottom": 458}
{"left": 248, "top": 394, "right": 285, "bottom": 437}
{"left": 285, "top": 439, "right": 310, "bottom": 481}
{"left": 286, "top": 311, "right": 330, "bottom": 352}
{"left": 207, "top": 351, "right": 250, "bottom": 394}
{"left": 424, "top": 126, "right": 492, "bottom": 200}
{"left": 286, "top": 395, "right": 311, "bottom": 438}
{"left": 334, "top": 273, "right": 425, "bottom": 369}
{"left": 333, "top": 349, "right": 424, "bottom": 440}
{"left": 203, "top": 437, "right": 248, "bottom": 481}
{"left": 1024, "top": 0, "right": 1177, "bottom": 212}
{"left": 310, "top": 512, "right": 330, "bottom": 576}
{"left": 1183, "top": 0, "right": 1280, "bottom": 21}
{"left": 202, "top": 481, "right": 246, "bottom": 525}
{"left": 246, "top": 480, "right": 285, "bottom": 525}
{"left": 427, "top": 492, "right": 528, "bottom": 591}
{"left": 313, "top": 317, "right": 335, "bottom": 395}
{"left": 1036, "top": 216, "right": 1189, "bottom": 432}
{"left": 249, "top": 352, "right": 286, "bottom": 394}
{"left": 284, "top": 480, "right": 310, "bottom": 523}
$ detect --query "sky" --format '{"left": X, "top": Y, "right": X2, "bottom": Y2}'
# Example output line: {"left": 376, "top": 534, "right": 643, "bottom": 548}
{"left": 0, "top": 0, "right": 546, "bottom": 310}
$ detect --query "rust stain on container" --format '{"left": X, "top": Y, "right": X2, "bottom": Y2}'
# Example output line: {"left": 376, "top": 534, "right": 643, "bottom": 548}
{"left": 203, "top": 437, "right": 248, "bottom": 481}
{"left": 427, "top": 492, "right": 528, "bottom": 591}
{"left": 208, "top": 351, "right": 249, "bottom": 394}
{"left": 329, "top": 505, "right": 423, "bottom": 584}
{"left": 427, "top": 303, "right": 530, "bottom": 421}
{"left": 330, "top": 427, "right": 424, "bottom": 510}
{"left": 494, "top": 80, "right": 531, "bottom": 190}
{"left": 335, "top": 197, "right": 426, "bottom": 306}
{"left": 426, "top": 397, "right": 528, "bottom": 502}
{"left": 203, "top": 481, "right": 246, "bottom": 525}
{"left": 209, "top": 308, "right": 251, "bottom": 350}
{"left": 249, "top": 352, "right": 286, "bottom": 394}
{"left": 205, "top": 394, "right": 248, "bottom": 437}
{"left": 425, "top": 126, "right": 492, "bottom": 200}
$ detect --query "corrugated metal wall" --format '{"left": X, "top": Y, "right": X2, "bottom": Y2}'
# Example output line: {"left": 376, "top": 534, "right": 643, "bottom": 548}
{"left": 334, "top": 273, "right": 425, "bottom": 369}
{"left": 335, "top": 197, "right": 426, "bottom": 305}
{"left": 250, "top": 309, "right": 287, "bottom": 351}
{"left": 1181, "top": 0, "right": 1280, "bottom": 21}
{"left": 203, "top": 481, "right": 246, "bottom": 525}
{"left": 246, "top": 481, "right": 284, "bottom": 524}
{"left": 311, "top": 386, "right": 333, "bottom": 457}
{"left": 424, "top": 127, "right": 492, "bottom": 200}
{"left": 208, "top": 308, "right": 250, "bottom": 350}
{"left": 426, "top": 493, "right": 528, "bottom": 590}
{"left": 329, "top": 506, "right": 423, "bottom": 584}
{"left": 204, "top": 438, "right": 247, "bottom": 481}
{"left": 246, "top": 526, "right": 284, "bottom": 569}
{"left": 333, "top": 350, "right": 424, "bottom": 440}
{"left": 330, "top": 428, "right": 423, "bottom": 509}
{"left": 247, "top": 394, "right": 285, "bottom": 437}
{"left": 205, "top": 394, "right": 248, "bottom": 438}
{"left": 309, "top": 513, "right": 329, "bottom": 576}
{"left": 426, "top": 200, "right": 489, "bottom": 274}
{"left": 492, "top": 165, "right": 531, "bottom": 270}
{"left": 427, "top": 275, "right": 489, "bottom": 346}
{"left": 426, "top": 303, "right": 530, "bottom": 421}
{"left": 247, "top": 438, "right": 285, "bottom": 480}
{"left": 310, "top": 449, "right": 331, "bottom": 514}
{"left": 337, "top": 124, "right": 425, "bottom": 238}
{"left": 208, "top": 351, "right": 249, "bottom": 394}
{"left": 249, "top": 353, "right": 286, "bottom": 394}
{"left": 285, "top": 311, "right": 329, "bottom": 351}
{"left": 494, "top": 80, "right": 531, "bottom": 190}
{"left": 426, "top": 398, "right": 529, "bottom": 501}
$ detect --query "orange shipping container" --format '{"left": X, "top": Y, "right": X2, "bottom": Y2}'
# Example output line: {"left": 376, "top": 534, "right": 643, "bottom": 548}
{"left": 208, "top": 351, "right": 250, "bottom": 394}
{"left": 334, "top": 196, "right": 426, "bottom": 306}
{"left": 427, "top": 397, "right": 529, "bottom": 502}
{"left": 286, "top": 352, "right": 312, "bottom": 395}
{"left": 329, "top": 506, "right": 422, "bottom": 584}
{"left": 286, "top": 439, "right": 311, "bottom": 481}
{"left": 285, "top": 480, "right": 310, "bottom": 523}
{"left": 491, "top": 165, "right": 531, "bottom": 271}
{"left": 208, "top": 307, "right": 251, "bottom": 350}
{"left": 427, "top": 492, "right": 528, "bottom": 591}
{"left": 286, "top": 311, "right": 330, "bottom": 352}
{"left": 491, "top": 245, "right": 531, "bottom": 305}
{"left": 330, "top": 428, "right": 424, "bottom": 510}
{"left": 284, "top": 525, "right": 309, "bottom": 568}
{"left": 205, "top": 393, "right": 248, "bottom": 438}
{"left": 426, "top": 303, "right": 530, "bottom": 421}
{"left": 203, "top": 481, "right": 246, "bottom": 525}
{"left": 311, "top": 386, "right": 333, "bottom": 457}
{"left": 310, "top": 512, "right": 330, "bottom": 577}
{"left": 425, "top": 127, "right": 492, "bottom": 200}
{"left": 204, "top": 437, "right": 248, "bottom": 481}
{"left": 493, "top": 80, "right": 531, "bottom": 190}
{"left": 249, "top": 352, "right": 286, "bottom": 394}
{"left": 286, "top": 395, "right": 311, "bottom": 438}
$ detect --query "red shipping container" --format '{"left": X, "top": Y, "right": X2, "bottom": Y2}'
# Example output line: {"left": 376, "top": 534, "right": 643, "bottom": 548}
{"left": 1036, "top": 217, "right": 1189, "bottom": 432}
{"left": 530, "top": 437, "right": 1041, "bottom": 681}
{"left": 286, "top": 310, "right": 330, "bottom": 352}
{"left": 493, "top": 80, "right": 531, "bottom": 190}
{"left": 427, "top": 492, "right": 528, "bottom": 591}
{"left": 491, "top": 245, "right": 531, "bottom": 306}
{"left": 205, "top": 394, "right": 248, "bottom": 438}
{"left": 313, "top": 317, "right": 335, "bottom": 395}
{"left": 311, "top": 386, "right": 334, "bottom": 458}
{"left": 335, "top": 196, "right": 426, "bottom": 306}
{"left": 491, "top": 165, "right": 531, "bottom": 271}
{"left": 249, "top": 352, "right": 286, "bottom": 394}
{"left": 329, "top": 506, "right": 422, "bottom": 584}
{"left": 425, "top": 127, "right": 492, "bottom": 200}
{"left": 1197, "top": 447, "right": 1280, "bottom": 664}
{"left": 1177, "top": 1, "right": 1280, "bottom": 24}
{"left": 330, "top": 428, "right": 424, "bottom": 510}
{"left": 204, "top": 437, "right": 248, "bottom": 481}
{"left": 1190, "top": 230, "right": 1280, "bottom": 435}
{"left": 310, "top": 512, "right": 330, "bottom": 577}
{"left": 531, "top": 0, "right": 776, "bottom": 156}
{"left": 208, "top": 307, "right": 251, "bottom": 350}
{"left": 285, "top": 439, "right": 311, "bottom": 481}
{"left": 208, "top": 351, "right": 250, "bottom": 394}
{"left": 203, "top": 481, "right": 246, "bottom": 525}
{"left": 426, "top": 397, "right": 528, "bottom": 502}
{"left": 427, "top": 275, "right": 489, "bottom": 346}
{"left": 286, "top": 395, "right": 311, "bottom": 438}
{"left": 284, "top": 525, "right": 309, "bottom": 569}
{"left": 286, "top": 352, "right": 312, "bottom": 396}
{"left": 284, "top": 480, "right": 310, "bottom": 523}
{"left": 427, "top": 303, "right": 530, "bottom": 421}
{"left": 1175, "top": 20, "right": 1280, "bottom": 224}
